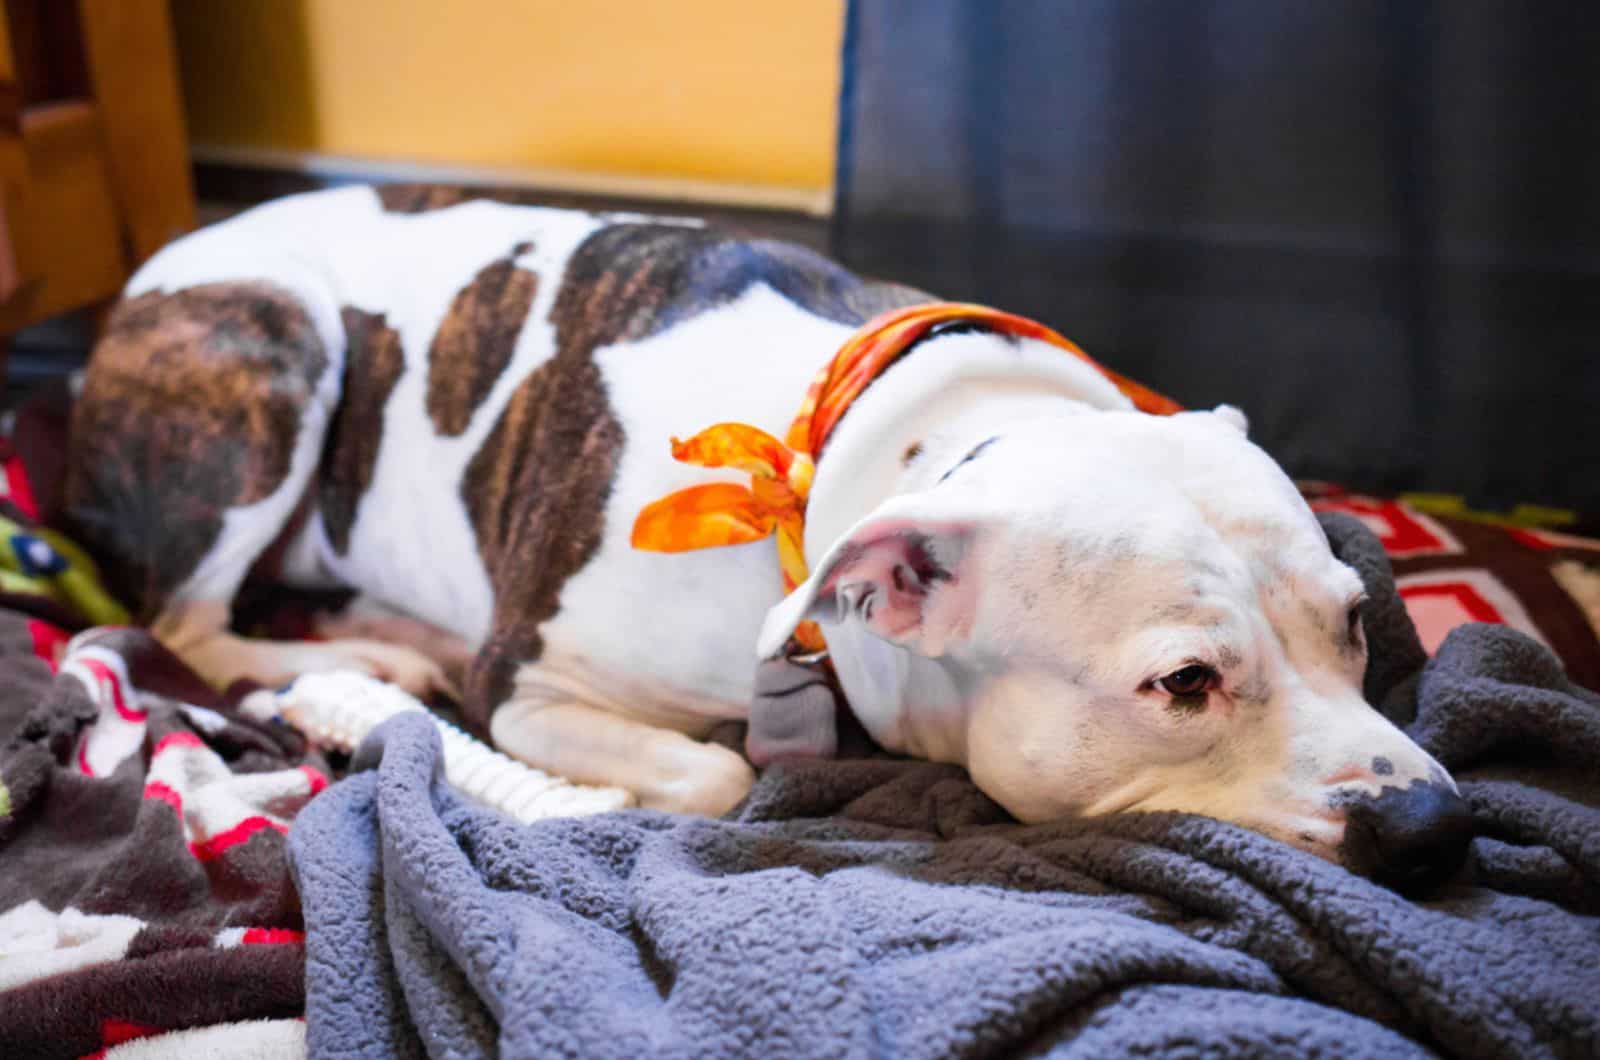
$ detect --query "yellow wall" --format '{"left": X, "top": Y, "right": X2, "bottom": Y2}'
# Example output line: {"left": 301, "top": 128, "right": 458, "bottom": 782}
{"left": 170, "top": 0, "right": 844, "bottom": 192}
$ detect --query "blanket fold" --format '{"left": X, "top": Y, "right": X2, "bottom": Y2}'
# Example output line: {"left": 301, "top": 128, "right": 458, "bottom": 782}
{"left": 291, "top": 514, "right": 1600, "bottom": 1058}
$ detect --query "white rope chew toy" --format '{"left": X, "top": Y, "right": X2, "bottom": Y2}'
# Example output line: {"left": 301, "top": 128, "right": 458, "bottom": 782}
{"left": 240, "top": 670, "right": 635, "bottom": 822}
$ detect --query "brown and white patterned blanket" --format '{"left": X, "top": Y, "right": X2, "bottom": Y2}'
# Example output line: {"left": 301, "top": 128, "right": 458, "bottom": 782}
{"left": 0, "top": 411, "right": 319, "bottom": 1058}
{"left": 0, "top": 620, "right": 319, "bottom": 1057}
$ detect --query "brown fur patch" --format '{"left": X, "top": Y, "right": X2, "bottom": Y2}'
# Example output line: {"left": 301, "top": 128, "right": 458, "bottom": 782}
{"left": 426, "top": 256, "right": 538, "bottom": 436}
{"left": 375, "top": 185, "right": 483, "bottom": 214}
{"left": 374, "top": 184, "right": 542, "bottom": 214}
{"left": 66, "top": 283, "right": 327, "bottom": 617}
{"left": 460, "top": 225, "right": 729, "bottom": 726}
{"left": 319, "top": 308, "right": 407, "bottom": 553}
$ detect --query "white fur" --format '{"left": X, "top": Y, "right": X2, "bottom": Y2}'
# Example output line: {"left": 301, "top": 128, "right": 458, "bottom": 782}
{"left": 527, "top": 283, "right": 857, "bottom": 722}
{"left": 127, "top": 188, "right": 1457, "bottom": 855}
{"left": 766, "top": 404, "right": 1451, "bottom": 854}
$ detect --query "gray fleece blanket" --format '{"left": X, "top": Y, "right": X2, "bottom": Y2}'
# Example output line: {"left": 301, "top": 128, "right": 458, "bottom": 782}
{"left": 288, "top": 514, "right": 1600, "bottom": 1059}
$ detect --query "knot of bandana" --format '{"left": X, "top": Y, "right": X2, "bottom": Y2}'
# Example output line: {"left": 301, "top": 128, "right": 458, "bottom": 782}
{"left": 630, "top": 301, "right": 1181, "bottom": 655}
{"left": 630, "top": 422, "right": 819, "bottom": 642}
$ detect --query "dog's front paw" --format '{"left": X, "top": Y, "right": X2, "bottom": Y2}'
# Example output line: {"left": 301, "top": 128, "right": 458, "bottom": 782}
{"left": 330, "top": 639, "right": 459, "bottom": 702}
{"left": 642, "top": 748, "right": 756, "bottom": 818}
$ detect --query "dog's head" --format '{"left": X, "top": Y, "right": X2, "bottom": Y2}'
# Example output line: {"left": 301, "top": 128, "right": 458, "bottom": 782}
{"left": 761, "top": 405, "right": 1471, "bottom": 892}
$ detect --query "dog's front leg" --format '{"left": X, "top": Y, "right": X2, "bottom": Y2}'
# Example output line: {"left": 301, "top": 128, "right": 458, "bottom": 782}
{"left": 490, "top": 700, "right": 755, "bottom": 817}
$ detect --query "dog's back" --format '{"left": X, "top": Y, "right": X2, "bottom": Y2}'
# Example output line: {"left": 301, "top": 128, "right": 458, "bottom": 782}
{"left": 66, "top": 185, "right": 927, "bottom": 717}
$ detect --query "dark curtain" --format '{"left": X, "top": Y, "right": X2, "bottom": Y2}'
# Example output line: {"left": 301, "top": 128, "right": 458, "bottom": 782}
{"left": 832, "top": 0, "right": 1600, "bottom": 512}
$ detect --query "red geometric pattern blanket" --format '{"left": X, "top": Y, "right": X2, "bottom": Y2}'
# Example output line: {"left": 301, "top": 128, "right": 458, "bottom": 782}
{"left": 1304, "top": 483, "right": 1600, "bottom": 691}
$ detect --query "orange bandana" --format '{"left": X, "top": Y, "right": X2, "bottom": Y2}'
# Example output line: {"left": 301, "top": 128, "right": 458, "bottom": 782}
{"left": 630, "top": 301, "right": 1182, "bottom": 652}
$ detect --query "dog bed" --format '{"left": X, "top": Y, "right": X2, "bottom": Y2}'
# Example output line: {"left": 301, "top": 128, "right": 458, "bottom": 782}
{"left": 2, "top": 387, "right": 1598, "bottom": 1057}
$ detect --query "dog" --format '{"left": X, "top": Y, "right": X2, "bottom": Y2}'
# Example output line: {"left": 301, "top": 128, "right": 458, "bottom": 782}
{"left": 65, "top": 185, "right": 1472, "bottom": 891}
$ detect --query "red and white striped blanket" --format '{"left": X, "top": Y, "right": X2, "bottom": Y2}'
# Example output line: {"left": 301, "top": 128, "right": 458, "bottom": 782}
{"left": 0, "top": 448, "right": 324, "bottom": 1060}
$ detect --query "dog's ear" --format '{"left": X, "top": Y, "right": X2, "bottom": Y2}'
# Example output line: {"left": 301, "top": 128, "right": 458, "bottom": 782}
{"left": 758, "top": 503, "right": 980, "bottom": 659}
{"left": 1211, "top": 404, "right": 1250, "bottom": 436}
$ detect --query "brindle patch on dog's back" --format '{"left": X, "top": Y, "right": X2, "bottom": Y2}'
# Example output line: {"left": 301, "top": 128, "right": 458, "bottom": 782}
{"left": 459, "top": 223, "right": 933, "bottom": 727}
{"left": 319, "top": 307, "right": 407, "bottom": 553}
{"left": 426, "top": 247, "right": 538, "bottom": 436}
{"left": 375, "top": 184, "right": 541, "bottom": 214}
{"left": 66, "top": 283, "right": 327, "bottom": 616}
{"left": 376, "top": 185, "right": 491, "bottom": 214}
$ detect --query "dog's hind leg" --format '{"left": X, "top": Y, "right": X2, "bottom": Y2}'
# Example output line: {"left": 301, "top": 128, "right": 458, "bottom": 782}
{"left": 67, "top": 281, "right": 342, "bottom": 620}
{"left": 66, "top": 281, "right": 447, "bottom": 697}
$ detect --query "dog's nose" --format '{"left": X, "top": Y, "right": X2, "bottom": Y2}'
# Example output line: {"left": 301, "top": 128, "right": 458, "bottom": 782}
{"left": 1341, "top": 780, "right": 1475, "bottom": 895}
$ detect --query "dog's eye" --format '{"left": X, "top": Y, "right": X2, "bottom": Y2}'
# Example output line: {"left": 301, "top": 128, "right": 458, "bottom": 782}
{"left": 1156, "top": 664, "right": 1217, "bottom": 698}
{"left": 1346, "top": 602, "right": 1365, "bottom": 646}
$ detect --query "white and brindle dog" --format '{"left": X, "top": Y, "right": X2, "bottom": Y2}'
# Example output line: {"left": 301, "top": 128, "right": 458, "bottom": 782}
{"left": 66, "top": 185, "right": 1472, "bottom": 891}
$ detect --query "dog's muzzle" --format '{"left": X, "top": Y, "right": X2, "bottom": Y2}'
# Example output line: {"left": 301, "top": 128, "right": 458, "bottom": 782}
{"left": 1340, "top": 779, "right": 1476, "bottom": 895}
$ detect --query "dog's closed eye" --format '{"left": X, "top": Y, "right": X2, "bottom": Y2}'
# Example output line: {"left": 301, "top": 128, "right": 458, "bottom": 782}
{"left": 938, "top": 435, "right": 1001, "bottom": 484}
